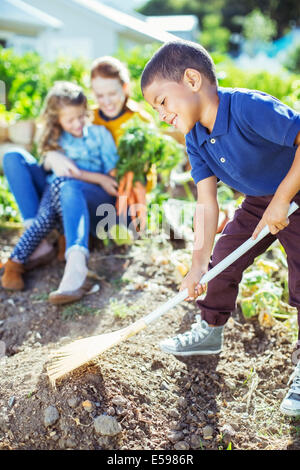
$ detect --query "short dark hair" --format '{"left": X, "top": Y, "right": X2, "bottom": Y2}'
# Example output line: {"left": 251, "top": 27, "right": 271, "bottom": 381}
{"left": 141, "top": 40, "right": 217, "bottom": 91}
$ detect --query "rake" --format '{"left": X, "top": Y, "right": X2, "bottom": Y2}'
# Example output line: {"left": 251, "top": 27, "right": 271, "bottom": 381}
{"left": 47, "top": 201, "right": 299, "bottom": 386}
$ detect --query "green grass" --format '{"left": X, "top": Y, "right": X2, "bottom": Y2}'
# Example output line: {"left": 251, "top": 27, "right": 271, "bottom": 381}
{"left": 108, "top": 299, "right": 139, "bottom": 319}
{"left": 61, "top": 303, "right": 100, "bottom": 320}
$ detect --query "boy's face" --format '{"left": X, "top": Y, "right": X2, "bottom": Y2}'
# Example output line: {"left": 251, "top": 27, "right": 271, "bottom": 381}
{"left": 143, "top": 77, "right": 200, "bottom": 135}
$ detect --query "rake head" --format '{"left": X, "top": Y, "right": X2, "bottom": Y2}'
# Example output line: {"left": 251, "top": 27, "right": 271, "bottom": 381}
{"left": 47, "top": 319, "right": 147, "bottom": 386}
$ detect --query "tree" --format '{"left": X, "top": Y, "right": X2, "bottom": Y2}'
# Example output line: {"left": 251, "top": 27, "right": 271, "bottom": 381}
{"left": 241, "top": 9, "right": 277, "bottom": 56}
{"left": 200, "top": 14, "right": 231, "bottom": 53}
{"left": 137, "top": 0, "right": 300, "bottom": 43}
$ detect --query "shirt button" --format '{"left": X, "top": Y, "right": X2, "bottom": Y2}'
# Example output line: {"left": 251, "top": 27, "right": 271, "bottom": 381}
{"left": 210, "top": 138, "right": 216, "bottom": 144}
{"left": 220, "top": 157, "right": 226, "bottom": 163}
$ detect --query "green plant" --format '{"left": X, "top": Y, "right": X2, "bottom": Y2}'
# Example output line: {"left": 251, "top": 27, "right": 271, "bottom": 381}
{"left": 200, "top": 14, "right": 231, "bottom": 53}
{"left": 116, "top": 116, "right": 184, "bottom": 183}
{"left": 109, "top": 299, "right": 137, "bottom": 319}
{"left": 242, "top": 9, "right": 277, "bottom": 56}
{"left": 0, "top": 175, "right": 21, "bottom": 223}
{"left": 215, "top": 59, "right": 300, "bottom": 113}
{"left": 61, "top": 303, "right": 99, "bottom": 320}
{"left": 0, "top": 47, "right": 90, "bottom": 120}
{"left": 284, "top": 42, "right": 300, "bottom": 74}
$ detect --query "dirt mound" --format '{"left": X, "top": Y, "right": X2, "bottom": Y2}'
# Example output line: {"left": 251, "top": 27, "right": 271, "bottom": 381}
{"left": 0, "top": 230, "right": 299, "bottom": 450}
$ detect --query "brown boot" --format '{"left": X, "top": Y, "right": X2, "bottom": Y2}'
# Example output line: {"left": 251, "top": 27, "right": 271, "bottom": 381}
{"left": 1, "top": 259, "right": 25, "bottom": 291}
{"left": 57, "top": 235, "right": 66, "bottom": 262}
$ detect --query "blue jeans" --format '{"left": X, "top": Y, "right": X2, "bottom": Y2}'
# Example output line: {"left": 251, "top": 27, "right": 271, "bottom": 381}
{"left": 58, "top": 178, "right": 116, "bottom": 257}
{"left": 3, "top": 151, "right": 122, "bottom": 258}
{"left": 2, "top": 150, "right": 48, "bottom": 223}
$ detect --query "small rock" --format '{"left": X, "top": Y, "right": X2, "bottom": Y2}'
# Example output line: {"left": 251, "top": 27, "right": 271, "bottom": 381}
{"left": 107, "top": 406, "right": 116, "bottom": 416}
{"left": 98, "top": 436, "right": 111, "bottom": 449}
{"left": 167, "top": 431, "right": 184, "bottom": 443}
{"left": 174, "top": 441, "right": 189, "bottom": 450}
{"left": 220, "top": 424, "right": 236, "bottom": 445}
{"left": 82, "top": 400, "right": 94, "bottom": 412}
{"left": 160, "top": 381, "right": 169, "bottom": 391}
{"left": 224, "top": 378, "right": 236, "bottom": 390}
{"left": 115, "top": 405, "right": 126, "bottom": 416}
{"left": 178, "top": 397, "right": 187, "bottom": 408}
{"left": 8, "top": 396, "right": 15, "bottom": 408}
{"left": 169, "top": 408, "right": 180, "bottom": 419}
{"left": 94, "top": 415, "right": 122, "bottom": 436}
{"left": 107, "top": 407, "right": 115, "bottom": 416}
{"left": 190, "top": 434, "right": 202, "bottom": 449}
{"left": 0, "top": 414, "right": 9, "bottom": 432}
{"left": 58, "top": 437, "right": 76, "bottom": 449}
{"left": 184, "top": 381, "right": 192, "bottom": 390}
{"left": 203, "top": 425, "right": 214, "bottom": 440}
{"left": 111, "top": 395, "right": 127, "bottom": 407}
{"left": 44, "top": 405, "right": 59, "bottom": 427}
{"left": 65, "top": 438, "right": 77, "bottom": 449}
{"left": 67, "top": 397, "right": 80, "bottom": 408}
{"left": 275, "top": 389, "right": 286, "bottom": 400}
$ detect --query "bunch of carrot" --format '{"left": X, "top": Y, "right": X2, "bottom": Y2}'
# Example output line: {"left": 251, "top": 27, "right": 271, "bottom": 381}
{"left": 116, "top": 171, "right": 147, "bottom": 232}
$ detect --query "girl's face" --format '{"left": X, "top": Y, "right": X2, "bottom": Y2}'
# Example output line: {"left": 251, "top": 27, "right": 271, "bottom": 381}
{"left": 91, "top": 76, "right": 128, "bottom": 118}
{"left": 58, "top": 105, "right": 86, "bottom": 137}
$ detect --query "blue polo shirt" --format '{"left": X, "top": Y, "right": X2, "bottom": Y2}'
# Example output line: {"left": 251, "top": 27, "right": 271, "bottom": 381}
{"left": 186, "top": 87, "right": 300, "bottom": 196}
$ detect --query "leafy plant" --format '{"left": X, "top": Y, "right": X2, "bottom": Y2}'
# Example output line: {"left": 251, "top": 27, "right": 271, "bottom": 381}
{"left": 238, "top": 244, "right": 298, "bottom": 336}
{"left": 61, "top": 303, "right": 99, "bottom": 320}
{"left": 0, "top": 175, "right": 21, "bottom": 223}
{"left": 116, "top": 116, "right": 184, "bottom": 183}
{"left": 284, "top": 42, "right": 300, "bottom": 74}
{"left": 0, "top": 47, "right": 90, "bottom": 120}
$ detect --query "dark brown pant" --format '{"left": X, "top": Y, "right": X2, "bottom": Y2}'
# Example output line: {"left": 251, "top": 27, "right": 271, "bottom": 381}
{"left": 197, "top": 193, "right": 300, "bottom": 338}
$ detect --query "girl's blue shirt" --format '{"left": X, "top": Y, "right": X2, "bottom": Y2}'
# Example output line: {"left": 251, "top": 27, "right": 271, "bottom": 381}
{"left": 47, "top": 124, "right": 119, "bottom": 182}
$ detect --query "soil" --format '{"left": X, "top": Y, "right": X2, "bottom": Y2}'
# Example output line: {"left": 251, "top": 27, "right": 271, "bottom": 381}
{"left": 0, "top": 227, "right": 299, "bottom": 451}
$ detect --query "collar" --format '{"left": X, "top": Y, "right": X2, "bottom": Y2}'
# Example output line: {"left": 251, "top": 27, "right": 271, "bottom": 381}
{"left": 61, "top": 125, "right": 89, "bottom": 141}
{"left": 188, "top": 87, "right": 231, "bottom": 146}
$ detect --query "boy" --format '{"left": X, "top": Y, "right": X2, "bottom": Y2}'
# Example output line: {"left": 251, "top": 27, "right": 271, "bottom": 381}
{"left": 141, "top": 40, "right": 300, "bottom": 417}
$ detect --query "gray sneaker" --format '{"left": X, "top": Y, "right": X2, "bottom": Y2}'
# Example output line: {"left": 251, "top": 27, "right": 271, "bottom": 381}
{"left": 280, "top": 361, "right": 300, "bottom": 417}
{"left": 159, "top": 315, "right": 224, "bottom": 356}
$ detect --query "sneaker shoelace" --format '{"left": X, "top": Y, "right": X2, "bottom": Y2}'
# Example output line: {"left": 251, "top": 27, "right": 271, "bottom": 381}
{"left": 288, "top": 362, "right": 300, "bottom": 395}
{"left": 175, "top": 315, "right": 209, "bottom": 347}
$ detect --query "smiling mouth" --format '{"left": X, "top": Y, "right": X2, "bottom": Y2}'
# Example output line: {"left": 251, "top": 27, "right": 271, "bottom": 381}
{"left": 170, "top": 115, "right": 178, "bottom": 127}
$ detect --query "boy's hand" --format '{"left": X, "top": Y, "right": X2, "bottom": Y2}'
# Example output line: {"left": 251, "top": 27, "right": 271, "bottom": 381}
{"left": 252, "top": 200, "right": 290, "bottom": 239}
{"left": 180, "top": 265, "right": 208, "bottom": 301}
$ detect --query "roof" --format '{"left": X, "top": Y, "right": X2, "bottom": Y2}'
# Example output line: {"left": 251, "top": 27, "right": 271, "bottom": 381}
{"left": 145, "top": 15, "right": 199, "bottom": 33}
{"left": 70, "top": 0, "right": 178, "bottom": 43}
{"left": 1, "top": 0, "right": 63, "bottom": 31}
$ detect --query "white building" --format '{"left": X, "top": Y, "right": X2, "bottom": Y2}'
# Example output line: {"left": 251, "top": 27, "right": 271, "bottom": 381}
{"left": 145, "top": 15, "right": 199, "bottom": 42}
{"left": 0, "top": 0, "right": 198, "bottom": 60}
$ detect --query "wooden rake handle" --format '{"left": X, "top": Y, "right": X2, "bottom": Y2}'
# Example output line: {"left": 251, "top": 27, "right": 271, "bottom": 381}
{"left": 141, "top": 201, "right": 299, "bottom": 327}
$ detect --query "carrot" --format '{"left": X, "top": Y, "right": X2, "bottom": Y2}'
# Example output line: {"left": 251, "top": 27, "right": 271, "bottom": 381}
{"left": 116, "top": 173, "right": 128, "bottom": 216}
{"left": 119, "top": 171, "right": 134, "bottom": 218}
{"left": 128, "top": 189, "right": 138, "bottom": 229}
{"left": 132, "top": 181, "right": 147, "bottom": 232}
{"left": 124, "top": 171, "right": 134, "bottom": 196}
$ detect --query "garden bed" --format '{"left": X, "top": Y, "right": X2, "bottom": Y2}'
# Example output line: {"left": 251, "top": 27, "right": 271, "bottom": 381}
{"left": 0, "top": 228, "right": 299, "bottom": 450}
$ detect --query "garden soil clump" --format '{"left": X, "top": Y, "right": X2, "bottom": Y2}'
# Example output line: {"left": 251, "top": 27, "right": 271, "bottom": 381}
{"left": 0, "top": 228, "right": 299, "bottom": 451}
